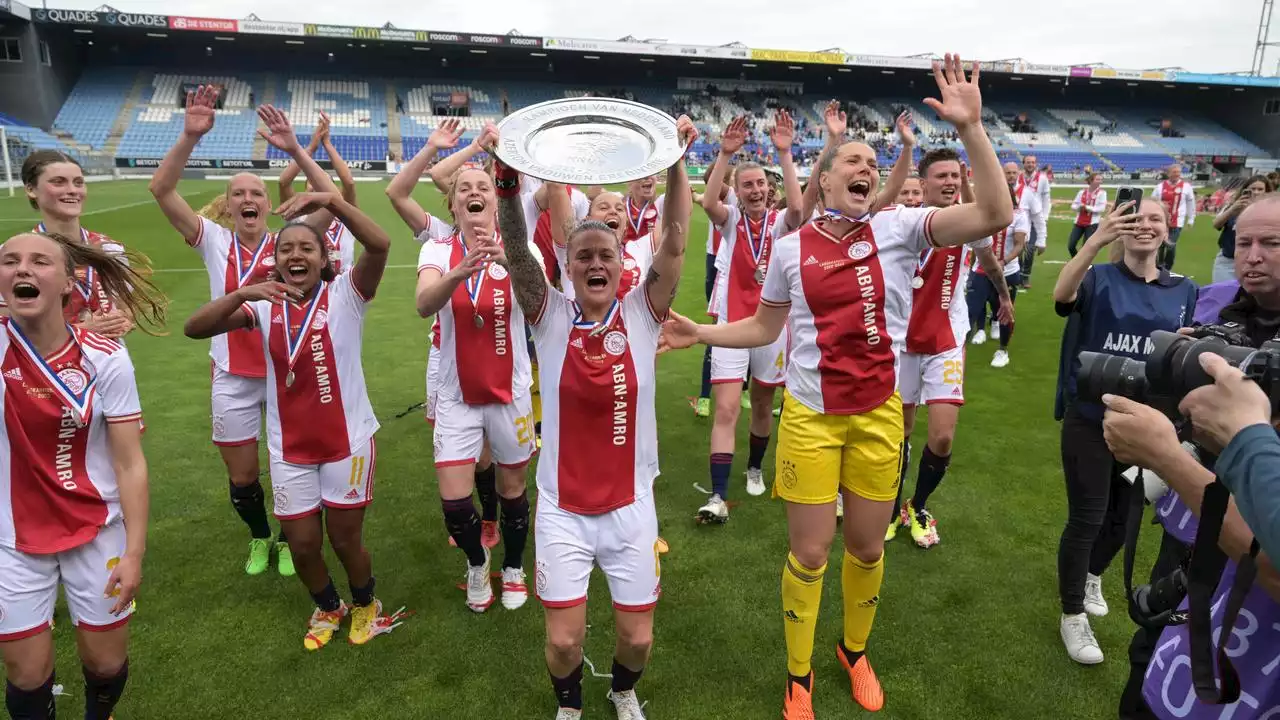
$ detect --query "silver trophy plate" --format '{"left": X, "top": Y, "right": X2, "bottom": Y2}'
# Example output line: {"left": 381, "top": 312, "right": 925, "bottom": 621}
{"left": 496, "top": 98, "right": 685, "bottom": 185}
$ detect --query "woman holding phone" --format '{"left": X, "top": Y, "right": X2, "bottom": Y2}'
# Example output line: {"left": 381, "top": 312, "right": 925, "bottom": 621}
{"left": 1051, "top": 196, "right": 1198, "bottom": 665}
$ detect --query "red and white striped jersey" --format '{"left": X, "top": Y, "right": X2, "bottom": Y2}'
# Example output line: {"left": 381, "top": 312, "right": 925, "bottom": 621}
{"left": 417, "top": 232, "right": 532, "bottom": 406}
{"left": 243, "top": 272, "right": 378, "bottom": 465}
{"left": 710, "top": 206, "right": 791, "bottom": 322}
{"left": 0, "top": 320, "right": 142, "bottom": 554}
{"left": 416, "top": 213, "right": 455, "bottom": 350}
{"left": 529, "top": 287, "right": 663, "bottom": 514}
{"left": 975, "top": 209, "right": 1031, "bottom": 278}
{"left": 1153, "top": 179, "right": 1197, "bottom": 229}
{"left": 760, "top": 206, "right": 938, "bottom": 414}
{"left": 905, "top": 235, "right": 992, "bottom": 355}
{"left": 704, "top": 189, "right": 737, "bottom": 255}
{"left": 0, "top": 226, "right": 126, "bottom": 323}
{"left": 618, "top": 234, "right": 657, "bottom": 301}
{"left": 623, "top": 195, "right": 666, "bottom": 243}
{"left": 1072, "top": 188, "right": 1108, "bottom": 227}
{"left": 322, "top": 218, "right": 356, "bottom": 274}
{"left": 191, "top": 218, "right": 277, "bottom": 378}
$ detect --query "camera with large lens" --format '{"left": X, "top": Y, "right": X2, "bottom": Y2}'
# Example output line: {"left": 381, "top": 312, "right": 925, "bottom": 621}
{"left": 1130, "top": 566, "right": 1189, "bottom": 627}
{"left": 1076, "top": 327, "right": 1280, "bottom": 413}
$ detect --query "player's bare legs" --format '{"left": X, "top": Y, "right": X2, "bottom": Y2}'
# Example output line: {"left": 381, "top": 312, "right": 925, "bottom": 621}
{"left": 609, "top": 608, "right": 654, "bottom": 718}
{"left": 495, "top": 465, "right": 531, "bottom": 609}
{"left": 438, "top": 462, "right": 493, "bottom": 612}
{"left": 2, "top": 631, "right": 56, "bottom": 717}
{"left": 545, "top": 605, "right": 588, "bottom": 718}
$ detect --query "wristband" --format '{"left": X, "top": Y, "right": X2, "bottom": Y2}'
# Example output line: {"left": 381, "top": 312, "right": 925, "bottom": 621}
{"left": 493, "top": 159, "right": 521, "bottom": 198}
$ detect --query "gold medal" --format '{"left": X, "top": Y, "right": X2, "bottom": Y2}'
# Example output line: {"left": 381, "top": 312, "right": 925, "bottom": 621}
{"left": 285, "top": 371, "right": 295, "bottom": 388}
{"left": 473, "top": 314, "right": 485, "bottom": 329}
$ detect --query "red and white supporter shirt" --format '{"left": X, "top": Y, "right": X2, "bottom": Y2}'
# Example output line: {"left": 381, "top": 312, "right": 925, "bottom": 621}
{"left": 710, "top": 205, "right": 791, "bottom": 322}
{"left": 618, "top": 234, "right": 657, "bottom": 301}
{"left": 0, "top": 226, "right": 126, "bottom": 323}
{"left": 1071, "top": 188, "right": 1108, "bottom": 227}
{"left": 905, "top": 235, "right": 992, "bottom": 356}
{"left": 416, "top": 213, "right": 456, "bottom": 351}
{"left": 191, "top": 217, "right": 277, "bottom": 378}
{"left": 242, "top": 272, "right": 379, "bottom": 465}
{"left": 522, "top": 181, "right": 590, "bottom": 286}
{"left": 417, "top": 232, "right": 532, "bottom": 405}
{"left": 1153, "top": 178, "right": 1197, "bottom": 229}
{"left": 760, "top": 206, "right": 938, "bottom": 414}
{"left": 529, "top": 288, "right": 663, "bottom": 515}
{"left": 623, "top": 195, "right": 666, "bottom": 243}
{"left": 0, "top": 320, "right": 142, "bottom": 554}
{"left": 705, "top": 189, "right": 738, "bottom": 256}
{"left": 975, "top": 209, "right": 1031, "bottom": 279}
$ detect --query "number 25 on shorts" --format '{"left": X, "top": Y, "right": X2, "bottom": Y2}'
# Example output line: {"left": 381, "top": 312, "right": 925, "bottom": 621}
{"left": 515, "top": 413, "right": 536, "bottom": 447}
{"left": 943, "top": 359, "right": 963, "bottom": 386}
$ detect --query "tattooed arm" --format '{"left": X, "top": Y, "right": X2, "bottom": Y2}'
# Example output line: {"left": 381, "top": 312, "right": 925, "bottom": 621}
{"left": 645, "top": 117, "right": 696, "bottom": 318}
{"left": 495, "top": 172, "right": 548, "bottom": 324}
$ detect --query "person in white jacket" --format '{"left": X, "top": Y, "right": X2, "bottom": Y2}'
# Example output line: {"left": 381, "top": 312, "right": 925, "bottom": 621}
{"left": 1016, "top": 155, "right": 1051, "bottom": 288}
{"left": 1152, "top": 164, "right": 1196, "bottom": 270}
{"left": 1067, "top": 174, "right": 1108, "bottom": 257}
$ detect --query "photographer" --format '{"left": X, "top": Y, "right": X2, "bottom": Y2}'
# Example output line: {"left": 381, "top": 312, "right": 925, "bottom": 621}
{"left": 1052, "top": 198, "right": 1199, "bottom": 665}
{"left": 1211, "top": 176, "right": 1274, "bottom": 283}
{"left": 1102, "top": 194, "right": 1280, "bottom": 719}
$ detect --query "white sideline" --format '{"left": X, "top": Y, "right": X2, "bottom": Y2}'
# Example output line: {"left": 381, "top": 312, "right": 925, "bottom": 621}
{"left": 154, "top": 263, "right": 419, "bottom": 274}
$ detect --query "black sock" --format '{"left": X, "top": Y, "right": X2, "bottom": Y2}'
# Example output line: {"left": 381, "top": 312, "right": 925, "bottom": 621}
{"left": 999, "top": 321, "right": 1014, "bottom": 348}
{"left": 5, "top": 674, "right": 54, "bottom": 720}
{"left": 891, "top": 439, "right": 911, "bottom": 520}
{"left": 838, "top": 641, "right": 865, "bottom": 666}
{"left": 498, "top": 492, "right": 530, "bottom": 570}
{"left": 83, "top": 661, "right": 127, "bottom": 720}
{"left": 310, "top": 579, "right": 342, "bottom": 612}
{"left": 747, "top": 432, "right": 770, "bottom": 471}
{"left": 911, "top": 447, "right": 952, "bottom": 511}
{"left": 350, "top": 576, "right": 375, "bottom": 607}
{"left": 442, "top": 497, "right": 487, "bottom": 567}
{"left": 550, "top": 662, "right": 584, "bottom": 711}
{"left": 788, "top": 672, "right": 811, "bottom": 692}
{"left": 699, "top": 346, "right": 712, "bottom": 399}
{"left": 710, "top": 452, "right": 732, "bottom": 498}
{"left": 276, "top": 527, "right": 288, "bottom": 543}
{"left": 475, "top": 464, "right": 498, "bottom": 523}
{"left": 610, "top": 659, "right": 645, "bottom": 693}
{"left": 229, "top": 480, "right": 272, "bottom": 539}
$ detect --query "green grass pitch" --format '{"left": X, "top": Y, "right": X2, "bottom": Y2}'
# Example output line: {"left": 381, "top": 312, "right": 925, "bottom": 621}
{"left": 0, "top": 180, "right": 1223, "bottom": 719}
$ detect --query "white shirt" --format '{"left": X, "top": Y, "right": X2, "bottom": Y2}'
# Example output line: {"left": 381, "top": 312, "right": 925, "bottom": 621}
{"left": 705, "top": 189, "right": 737, "bottom": 255}
{"left": 1018, "top": 171, "right": 1051, "bottom": 246}
{"left": 190, "top": 217, "right": 277, "bottom": 376}
{"left": 1153, "top": 179, "right": 1197, "bottom": 229}
{"left": 245, "top": 272, "right": 379, "bottom": 465}
{"left": 761, "top": 205, "right": 937, "bottom": 415}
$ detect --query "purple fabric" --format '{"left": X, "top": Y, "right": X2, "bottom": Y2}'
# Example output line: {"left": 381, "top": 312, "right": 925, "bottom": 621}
{"left": 1194, "top": 281, "right": 1241, "bottom": 324}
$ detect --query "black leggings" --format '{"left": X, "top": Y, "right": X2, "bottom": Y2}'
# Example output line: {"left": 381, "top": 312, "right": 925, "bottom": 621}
{"left": 1066, "top": 224, "right": 1097, "bottom": 257}
{"left": 1057, "top": 407, "right": 1134, "bottom": 615}
{"left": 700, "top": 254, "right": 717, "bottom": 400}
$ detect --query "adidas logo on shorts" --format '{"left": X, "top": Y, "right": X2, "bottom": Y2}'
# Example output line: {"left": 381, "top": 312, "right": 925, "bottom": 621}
{"left": 344, "top": 489, "right": 359, "bottom": 500}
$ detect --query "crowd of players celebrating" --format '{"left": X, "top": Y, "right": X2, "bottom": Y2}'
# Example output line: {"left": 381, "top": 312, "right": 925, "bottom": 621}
{"left": 0, "top": 52, "right": 1238, "bottom": 720}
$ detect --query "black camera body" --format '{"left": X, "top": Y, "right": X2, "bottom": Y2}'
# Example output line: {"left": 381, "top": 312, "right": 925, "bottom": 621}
{"left": 1076, "top": 326, "right": 1280, "bottom": 415}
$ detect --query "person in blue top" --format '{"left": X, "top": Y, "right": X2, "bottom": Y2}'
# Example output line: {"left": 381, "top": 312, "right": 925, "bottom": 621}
{"left": 1211, "top": 176, "right": 1273, "bottom": 284}
{"left": 1051, "top": 197, "right": 1199, "bottom": 665}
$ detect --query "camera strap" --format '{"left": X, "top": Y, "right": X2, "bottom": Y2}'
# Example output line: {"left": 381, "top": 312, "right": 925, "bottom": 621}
{"left": 1186, "top": 479, "right": 1261, "bottom": 705}
{"left": 1124, "top": 470, "right": 1188, "bottom": 629}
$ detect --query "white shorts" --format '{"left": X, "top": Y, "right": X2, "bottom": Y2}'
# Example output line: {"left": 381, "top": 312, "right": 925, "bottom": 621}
{"left": 899, "top": 346, "right": 966, "bottom": 406}
{"left": 211, "top": 363, "right": 267, "bottom": 445}
{"left": 433, "top": 391, "right": 536, "bottom": 469}
{"left": 534, "top": 492, "right": 660, "bottom": 612}
{"left": 270, "top": 436, "right": 378, "bottom": 520}
{"left": 425, "top": 345, "right": 440, "bottom": 425}
{"left": 710, "top": 330, "right": 788, "bottom": 386}
{"left": 0, "top": 521, "right": 135, "bottom": 640}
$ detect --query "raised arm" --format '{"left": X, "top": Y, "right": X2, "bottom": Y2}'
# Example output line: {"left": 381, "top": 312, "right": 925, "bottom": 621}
{"left": 872, "top": 111, "right": 917, "bottom": 214}
{"left": 703, "top": 116, "right": 748, "bottom": 228}
{"left": 278, "top": 114, "right": 327, "bottom": 205}
{"left": 767, "top": 110, "right": 805, "bottom": 229}
{"left": 184, "top": 283, "right": 295, "bottom": 339}
{"left": 105, "top": 420, "right": 147, "bottom": 615}
{"left": 645, "top": 117, "right": 696, "bottom": 317}
{"left": 1213, "top": 194, "right": 1250, "bottom": 230}
{"left": 428, "top": 124, "right": 498, "bottom": 194}
{"left": 493, "top": 155, "right": 547, "bottom": 323}
{"left": 958, "top": 161, "right": 974, "bottom": 204}
{"left": 1052, "top": 203, "right": 1137, "bottom": 304}
{"left": 148, "top": 84, "right": 218, "bottom": 243}
{"left": 257, "top": 105, "right": 343, "bottom": 235}
{"left": 547, "top": 181, "right": 574, "bottom": 249}
{"left": 802, "top": 101, "right": 848, "bottom": 222}
{"left": 278, "top": 192, "right": 389, "bottom": 299}
{"left": 322, "top": 116, "right": 359, "bottom": 206}
{"left": 386, "top": 119, "right": 462, "bottom": 235}
{"left": 921, "top": 56, "right": 1014, "bottom": 248}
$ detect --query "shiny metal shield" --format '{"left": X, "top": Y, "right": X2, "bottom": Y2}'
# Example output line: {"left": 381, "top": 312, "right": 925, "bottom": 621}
{"left": 495, "top": 98, "right": 685, "bottom": 185}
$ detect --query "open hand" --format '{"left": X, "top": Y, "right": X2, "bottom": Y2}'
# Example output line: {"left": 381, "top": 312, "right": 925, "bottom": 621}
{"left": 475, "top": 122, "right": 500, "bottom": 152}
{"left": 924, "top": 53, "right": 984, "bottom": 129}
{"left": 103, "top": 554, "right": 142, "bottom": 616}
{"left": 895, "top": 111, "right": 917, "bottom": 148}
{"left": 769, "top": 110, "right": 796, "bottom": 153}
{"left": 1087, "top": 201, "right": 1141, "bottom": 250}
{"left": 1179, "top": 354, "right": 1272, "bottom": 454}
{"left": 79, "top": 309, "right": 133, "bottom": 338}
{"left": 183, "top": 85, "right": 219, "bottom": 138}
{"left": 658, "top": 310, "right": 700, "bottom": 353}
{"left": 996, "top": 299, "right": 1014, "bottom": 326}
{"left": 257, "top": 104, "right": 300, "bottom": 154}
{"left": 429, "top": 118, "right": 465, "bottom": 151}
{"left": 720, "top": 116, "right": 749, "bottom": 156}
{"left": 313, "top": 111, "right": 331, "bottom": 146}
{"left": 823, "top": 100, "right": 847, "bottom": 141}
{"left": 238, "top": 281, "right": 302, "bottom": 303}
{"left": 275, "top": 191, "right": 339, "bottom": 221}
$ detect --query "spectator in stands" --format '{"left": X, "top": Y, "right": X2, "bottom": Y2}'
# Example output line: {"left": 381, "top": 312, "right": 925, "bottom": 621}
{"left": 1067, "top": 174, "right": 1108, "bottom": 257}
{"left": 1212, "top": 175, "right": 1274, "bottom": 283}
{"left": 1152, "top": 164, "right": 1197, "bottom": 271}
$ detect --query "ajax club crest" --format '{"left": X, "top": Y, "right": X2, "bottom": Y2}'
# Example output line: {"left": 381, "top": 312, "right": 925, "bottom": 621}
{"left": 848, "top": 241, "right": 874, "bottom": 261}
{"left": 57, "top": 367, "right": 89, "bottom": 394}
{"left": 488, "top": 264, "right": 509, "bottom": 281}
{"left": 604, "top": 331, "right": 628, "bottom": 356}
{"left": 310, "top": 309, "right": 328, "bottom": 331}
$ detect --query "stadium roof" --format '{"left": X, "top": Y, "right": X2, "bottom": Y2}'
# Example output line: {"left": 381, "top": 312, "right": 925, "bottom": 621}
{"left": 16, "top": 0, "right": 1280, "bottom": 89}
